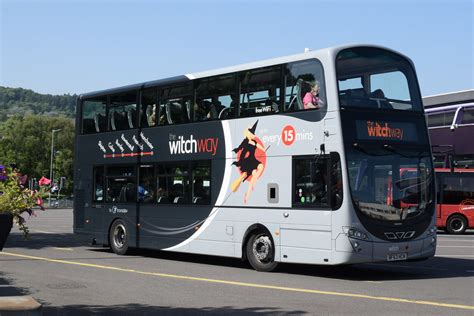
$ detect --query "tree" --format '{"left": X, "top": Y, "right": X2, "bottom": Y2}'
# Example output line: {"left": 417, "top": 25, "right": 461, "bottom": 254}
{"left": 0, "top": 115, "right": 75, "bottom": 195}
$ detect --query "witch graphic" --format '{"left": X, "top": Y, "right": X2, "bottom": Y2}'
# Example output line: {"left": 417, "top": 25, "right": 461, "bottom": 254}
{"left": 231, "top": 120, "right": 268, "bottom": 203}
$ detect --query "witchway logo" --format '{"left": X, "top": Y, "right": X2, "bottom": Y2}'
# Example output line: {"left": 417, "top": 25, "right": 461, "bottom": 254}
{"left": 169, "top": 135, "right": 219, "bottom": 156}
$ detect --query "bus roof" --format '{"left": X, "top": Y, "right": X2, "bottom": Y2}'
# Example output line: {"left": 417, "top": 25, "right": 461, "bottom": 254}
{"left": 79, "top": 44, "right": 409, "bottom": 100}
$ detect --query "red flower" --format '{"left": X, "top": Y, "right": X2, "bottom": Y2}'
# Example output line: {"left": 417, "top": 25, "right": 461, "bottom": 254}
{"left": 39, "top": 176, "right": 51, "bottom": 186}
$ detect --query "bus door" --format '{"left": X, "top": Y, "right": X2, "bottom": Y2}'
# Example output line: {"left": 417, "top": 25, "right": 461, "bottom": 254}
{"left": 102, "top": 164, "right": 139, "bottom": 248}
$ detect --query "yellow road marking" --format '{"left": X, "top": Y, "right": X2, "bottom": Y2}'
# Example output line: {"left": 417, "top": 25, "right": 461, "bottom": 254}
{"left": 1, "top": 251, "right": 473, "bottom": 311}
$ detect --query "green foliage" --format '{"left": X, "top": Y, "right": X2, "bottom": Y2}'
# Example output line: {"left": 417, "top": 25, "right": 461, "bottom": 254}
{"left": 0, "top": 86, "right": 77, "bottom": 118}
{"left": 0, "top": 115, "right": 75, "bottom": 195}
{"left": 0, "top": 167, "right": 47, "bottom": 237}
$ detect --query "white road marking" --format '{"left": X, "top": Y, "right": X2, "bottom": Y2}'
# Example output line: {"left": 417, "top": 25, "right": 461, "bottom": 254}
{"left": 436, "top": 245, "right": 474, "bottom": 248}
{"left": 365, "top": 263, "right": 445, "bottom": 271}
{"left": 32, "top": 230, "right": 57, "bottom": 234}
{"left": 52, "top": 247, "right": 74, "bottom": 251}
{"left": 435, "top": 254, "right": 474, "bottom": 258}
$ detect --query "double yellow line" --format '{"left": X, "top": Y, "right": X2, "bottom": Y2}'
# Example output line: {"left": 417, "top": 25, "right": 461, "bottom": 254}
{"left": 1, "top": 251, "right": 473, "bottom": 311}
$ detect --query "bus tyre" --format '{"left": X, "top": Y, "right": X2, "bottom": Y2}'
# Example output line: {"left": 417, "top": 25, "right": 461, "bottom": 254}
{"left": 446, "top": 215, "right": 467, "bottom": 234}
{"left": 246, "top": 232, "right": 278, "bottom": 272}
{"left": 109, "top": 219, "right": 129, "bottom": 255}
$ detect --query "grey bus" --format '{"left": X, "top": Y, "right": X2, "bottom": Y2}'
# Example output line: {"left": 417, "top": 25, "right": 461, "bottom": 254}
{"left": 74, "top": 45, "right": 436, "bottom": 271}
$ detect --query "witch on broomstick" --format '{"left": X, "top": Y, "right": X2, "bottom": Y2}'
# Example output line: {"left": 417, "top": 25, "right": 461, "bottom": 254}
{"left": 231, "top": 120, "right": 269, "bottom": 203}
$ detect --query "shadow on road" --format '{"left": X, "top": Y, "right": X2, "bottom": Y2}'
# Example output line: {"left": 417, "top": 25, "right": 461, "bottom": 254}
{"left": 0, "top": 272, "right": 30, "bottom": 297}
{"left": 4, "top": 232, "right": 88, "bottom": 250}
{"left": 4, "top": 231, "right": 473, "bottom": 283}
{"left": 43, "top": 304, "right": 306, "bottom": 315}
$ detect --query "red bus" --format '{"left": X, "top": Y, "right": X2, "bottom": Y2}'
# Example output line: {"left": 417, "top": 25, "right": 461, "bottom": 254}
{"left": 389, "top": 167, "right": 473, "bottom": 234}
{"left": 434, "top": 168, "right": 474, "bottom": 234}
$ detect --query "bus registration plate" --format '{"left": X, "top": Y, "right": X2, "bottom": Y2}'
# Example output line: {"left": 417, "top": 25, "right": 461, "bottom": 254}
{"left": 387, "top": 253, "right": 407, "bottom": 261}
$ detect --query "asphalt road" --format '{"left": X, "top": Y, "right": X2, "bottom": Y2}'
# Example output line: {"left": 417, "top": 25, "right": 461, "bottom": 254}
{"left": 1, "top": 208, "right": 473, "bottom": 315}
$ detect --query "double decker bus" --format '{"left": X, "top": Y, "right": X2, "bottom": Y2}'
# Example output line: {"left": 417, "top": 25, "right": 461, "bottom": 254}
{"left": 426, "top": 102, "right": 474, "bottom": 168}
{"left": 74, "top": 45, "right": 436, "bottom": 271}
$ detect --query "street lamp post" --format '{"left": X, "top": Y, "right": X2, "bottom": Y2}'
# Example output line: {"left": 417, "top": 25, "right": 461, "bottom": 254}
{"left": 49, "top": 129, "right": 61, "bottom": 206}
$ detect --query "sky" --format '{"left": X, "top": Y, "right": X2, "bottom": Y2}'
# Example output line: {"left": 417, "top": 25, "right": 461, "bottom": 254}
{"left": 0, "top": 0, "right": 472, "bottom": 97}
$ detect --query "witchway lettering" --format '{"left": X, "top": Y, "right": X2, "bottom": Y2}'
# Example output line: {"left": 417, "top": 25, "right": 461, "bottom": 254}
{"left": 169, "top": 135, "right": 218, "bottom": 156}
{"left": 367, "top": 121, "right": 404, "bottom": 140}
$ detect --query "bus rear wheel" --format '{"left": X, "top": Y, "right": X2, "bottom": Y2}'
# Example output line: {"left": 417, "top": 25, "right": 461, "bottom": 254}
{"left": 109, "top": 219, "right": 129, "bottom": 255}
{"left": 246, "top": 232, "right": 278, "bottom": 272}
{"left": 446, "top": 215, "right": 467, "bottom": 234}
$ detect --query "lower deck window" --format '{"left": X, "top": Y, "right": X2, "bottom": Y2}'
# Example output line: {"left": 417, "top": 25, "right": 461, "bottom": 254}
{"left": 293, "top": 156, "right": 329, "bottom": 207}
{"left": 293, "top": 153, "right": 342, "bottom": 209}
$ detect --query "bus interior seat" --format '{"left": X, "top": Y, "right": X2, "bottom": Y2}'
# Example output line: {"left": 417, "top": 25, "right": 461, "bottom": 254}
{"left": 218, "top": 107, "right": 232, "bottom": 119}
{"left": 116, "top": 111, "right": 129, "bottom": 130}
{"left": 266, "top": 89, "right": 279, "bottom": 113}
{"left": 127, "top": 108, "right": 137, "bottom": 128}
{"left": 94, "top": 113, "right": 106, "bottom": 132}
{"left": 208, "top": 102, "right": 218, "bottom": 119}
{"left": 118, "top": 183, "right": 136, "bottom": 202}
{"left": 110, "top": 110, "right": 128, "bottom": 130}
{"left": 157, "top": 196, "right": 169, "bottom": 204}
{"left": 166, "top": 101, "right": 186, "bottom": 124}
{"left": 83, "top": 118, "right": 96, "bottom": 133}
{"left": 369, "top": 89, "right": 393, "bottom": 109}
{"left": 296, "top": 78, "right": 309, "bottom": 110}
{"left": 340, "top": 88, "right": 368, "bottom": 107}
{"left": 173, "top": 196, "right": 186, "bottom": 204}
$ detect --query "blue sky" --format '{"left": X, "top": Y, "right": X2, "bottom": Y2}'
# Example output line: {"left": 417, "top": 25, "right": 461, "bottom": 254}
{"left": 1, "top": 0, "right": 472, "bottom": 96}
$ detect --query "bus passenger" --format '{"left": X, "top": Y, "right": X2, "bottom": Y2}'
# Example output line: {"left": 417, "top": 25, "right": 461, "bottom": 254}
{"left": 303, "top": 81, "right": 322, "bottom": 110}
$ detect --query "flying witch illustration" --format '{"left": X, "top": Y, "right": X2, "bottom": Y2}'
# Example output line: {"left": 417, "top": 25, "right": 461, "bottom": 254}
{"left": 230, "top": 120, "right": 269, "bottom": 203}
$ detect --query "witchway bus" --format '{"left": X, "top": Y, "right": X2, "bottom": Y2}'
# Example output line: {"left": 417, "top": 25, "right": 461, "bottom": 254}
{"left": 74, "top": 45, "right": 436, "bottom": 271}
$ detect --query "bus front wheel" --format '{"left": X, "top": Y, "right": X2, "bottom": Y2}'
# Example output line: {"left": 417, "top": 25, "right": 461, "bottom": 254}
{"left": 109, "top": 219, "right": 129, "bottom": 255}
{"left": 246, "top": 232, "right": 278, "bottom": 272}
{"left": 446, "top": 214, "right": 467, "bottom": 234}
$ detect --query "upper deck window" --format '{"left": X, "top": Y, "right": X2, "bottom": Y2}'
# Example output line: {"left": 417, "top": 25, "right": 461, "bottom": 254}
{"left": 284, "top": 59, "right": 326, "bottom": 112}
{"left": 159, "top": 85, "right": 192, "bottom": 125}
{"left": 109, "top": 91, "right": 138, "bottom": 131}
{"left": 337, "top": 47, "right": 422, "bottom": 111}
{"left": 195, "top": 74, "right": 236, "bottom": 121}
{"left": 239, "top": 66, "right": 281, "bottom": 117}
{"left": 82, "top": 96, "right": 107, "bottom": 134}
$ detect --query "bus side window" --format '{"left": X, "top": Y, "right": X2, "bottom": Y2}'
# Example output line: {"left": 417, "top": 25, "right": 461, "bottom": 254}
{"left": 140, "top": 88, "right": 158, "bottom": 128}
{"left": 105, "top": 166, "right": 136, "bottom": 203}
{"left": 191, "top": 161, "right": 211, "bottom": 204}
{"left": 330, "top": 152, "right": 343, "bottom": 209}
{"left": 160, "top": 85, "right": 192, "bottom": 125}
{"left": 285, "top": 60, "right": 326, "bottom": 112}
{"left": 195, "top": 74, "right": 236, "bottom": 121}
{"left": 82, "top": 96, "right": 107, "bottom": 134}
{"left": 109, "top": 92, "right": 138, "bottom": 131}
{"left": 293, "top": 155, "right": 329, "bottom": 207}
{"left": 138, "top": 165, "right": 155, "bottom": 203}
{"left": 443, "top": 175, "right": 474, "bottom": 205}
{"left": 239, "top": 66, "right": 281, "bottom": 117}
{"left": 93, "top": 166, "right": 105, "bottom": 201}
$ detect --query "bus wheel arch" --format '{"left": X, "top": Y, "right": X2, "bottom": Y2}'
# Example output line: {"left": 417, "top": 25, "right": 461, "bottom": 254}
{"left": 109, "top": 218, "right": 130, "bottom": 255}
{"left": 242, "top": 224, "right": 278, "bottom": 272}
{"left": 446, "top": 213, "right": 468, "bottom": 234}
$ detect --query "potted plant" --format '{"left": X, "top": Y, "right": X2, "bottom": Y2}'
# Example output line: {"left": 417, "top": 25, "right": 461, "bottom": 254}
{"left": 0, "top": 165, "right": 48, "bottom": 251}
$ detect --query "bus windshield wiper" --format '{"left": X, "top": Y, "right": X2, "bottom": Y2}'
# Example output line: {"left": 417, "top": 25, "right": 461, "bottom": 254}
{"left": 352, "top": 143, "right": 388, "bottom": 156}
{"left": 382, "top": 144, "right": 428, "bottom": 158}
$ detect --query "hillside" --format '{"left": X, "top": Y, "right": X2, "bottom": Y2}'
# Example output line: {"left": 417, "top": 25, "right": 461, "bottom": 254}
{"left": 0, "top": 86, "right": 77, "bottom": 120}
